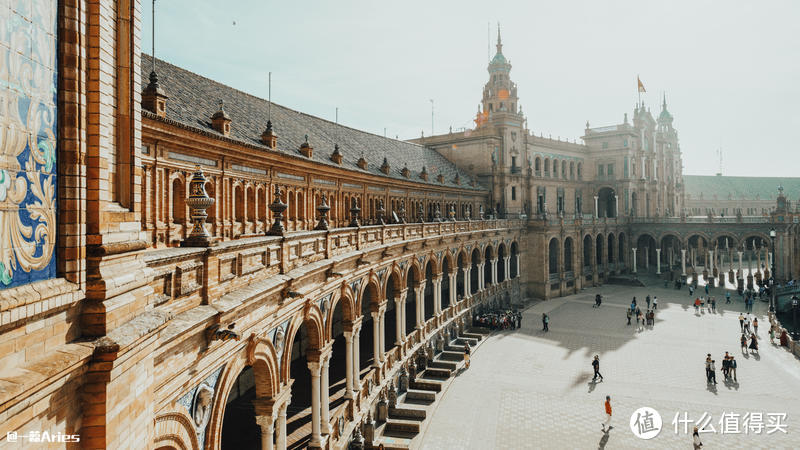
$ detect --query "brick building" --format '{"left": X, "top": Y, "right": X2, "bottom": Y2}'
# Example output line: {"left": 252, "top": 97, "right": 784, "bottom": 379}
{"left": 1, "top": 3, "right": 798, "bottom": 450}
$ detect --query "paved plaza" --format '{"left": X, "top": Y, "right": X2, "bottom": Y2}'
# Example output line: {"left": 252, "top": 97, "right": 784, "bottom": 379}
{"left": 420, "top": 280, "right": 800, "bottom": 449}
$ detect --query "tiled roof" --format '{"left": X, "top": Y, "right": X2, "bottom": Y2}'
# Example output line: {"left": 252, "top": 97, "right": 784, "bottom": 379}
{"left": 141, "top": 54, "right": 484, "bottom": 191}
{"left": 683, "top": 175, "right": 800, "bottom": 200}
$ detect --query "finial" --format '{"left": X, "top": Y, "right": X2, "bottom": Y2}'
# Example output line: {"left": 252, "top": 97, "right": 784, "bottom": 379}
{"left": 304, "top": 134, "right": 309, "bottom": 143}
{"left": 496, "top": 22, "right": 502, "bottom": 51}
{"left": 662, "top": 92, "right": 667, "bottom": 110}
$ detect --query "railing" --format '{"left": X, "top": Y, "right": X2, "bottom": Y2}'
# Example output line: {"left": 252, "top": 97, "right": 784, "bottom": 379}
{"left": 548, "top": 273, "right": 560, "bottom": 283}
{"left": 627, "top": 215, "right": 771, "bottom": 224}
{"left": 564, "top": 271, "right": 574, "bottom": 280}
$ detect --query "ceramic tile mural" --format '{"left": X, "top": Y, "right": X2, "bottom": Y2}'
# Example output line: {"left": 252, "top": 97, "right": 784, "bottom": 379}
{"left": 0, "top": 0, "right": 58, "bottom": 288}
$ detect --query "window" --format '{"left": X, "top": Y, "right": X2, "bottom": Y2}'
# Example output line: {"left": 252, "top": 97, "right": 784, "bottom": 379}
{"left": 511, "top": 156, "right": 517, "bottom": 167}
{"left": 511, "top": 186, "right": 517, "bottom": 200}
{"left": 623, "top": 139, "right": 628, "bottom": 147}
{"left": 598, "top": 165, "right": 604, "bottom": 176}
{"left": 602, "top": 142, "right": 608, "bottom": 149}
{"left": 607, "top": 164, "right": 614, "bottom": 175}
{"left": 489, "top": 104, "right": 493, "bottom": 112}
{"left": 624, "top": 157, "right": 629, "bottom": 178}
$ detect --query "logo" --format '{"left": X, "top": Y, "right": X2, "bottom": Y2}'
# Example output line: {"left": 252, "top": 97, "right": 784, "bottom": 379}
{"left": 630, "top": 407, "right": 662, "bottom": 439}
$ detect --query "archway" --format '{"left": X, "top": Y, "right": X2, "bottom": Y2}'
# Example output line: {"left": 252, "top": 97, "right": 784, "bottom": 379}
{"left": 660, "top": 234, "right": 681, "bottom": 275}
{"left": 406, "top": 264, "right": 421, "bottom": 335}
{"left": 359, "top": 282, "right": 380, "bottom": 371}
{"left": 423, "top": 261, "right": 435, "bottom": 322}
{"left": 636, "top": 234, "right": 658, "bottom": 272}
{"left": 618, "top": 233, "right": 626, "bottom": 266}
{"left": 564, "top": 237, "right": 573, "bottom": 273}
{"left": 442, "top": 256, "right": 452, "bottom": 308}
{"left": 595, "top": 235, "right": 604, "bottom": 267}
{"left": 583, "top": 235, "right": 592, "bottom": 270}
{"left": 597, "top": 187, "right": 617, "bottom": 218}
{"left": 385, "top": 272, "right": 401, "bottom": 351}
{"left": 471, "top": 249, "right": 481, "bottom": 294}
{"left": 456, "top": 251, "right": 467, "bottom": 300}
{"left": 510, "top": 243, "right": 519, "bottom": 279}
{"left": 497, "top": 245, "right": 507, "bottom": 282}
{"left": 286, "top": 318, "right": 322, "bottom": 448}
{"left": 220, "top": 366, "right": 260, "bottom": 449}
{"left": 548, "top": 238, "right": 559, "bottom": 275}
{"left": 608, "top": 234, "right": 616, "bottom": 264}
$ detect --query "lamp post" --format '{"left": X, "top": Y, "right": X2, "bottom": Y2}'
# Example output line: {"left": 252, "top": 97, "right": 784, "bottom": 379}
{"left": 769, "top": 228, "right": 777, "bottom": 313}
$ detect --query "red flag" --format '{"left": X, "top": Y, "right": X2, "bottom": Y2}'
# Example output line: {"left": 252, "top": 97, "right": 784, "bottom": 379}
{"left": 637, "top": 77, "right": 646, "bottom": 93}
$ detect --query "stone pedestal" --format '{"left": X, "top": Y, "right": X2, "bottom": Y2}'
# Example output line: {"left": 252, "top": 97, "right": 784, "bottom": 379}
{"left": 747, "top": 274, "right": 754, "bottom": 290}
{"left": 376, "top": 396, "right": 388, "bottom": 423}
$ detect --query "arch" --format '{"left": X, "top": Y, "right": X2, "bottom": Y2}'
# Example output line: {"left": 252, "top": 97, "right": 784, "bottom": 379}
{"left": 470, "top": 248, "right": 481, "bottom": 294}
{"left": 595, "top": 234, "right": 604, "bottom": 266}
{"left": 172, "top": 177, "right": 186, "bottom": 225}
{"left": 548, "top": 237, "right": 560, "bottom": 274}
{"left": 534, "top": 156, "right": 541, "bottom": 172}
{"left": 552, "top": 159, "right": 558, "bottom": 178}
{"left": 283, "top": 310, "right": 324, "bottom": 379}
{"left": 384, "top": 270, "right": 401, "bottom": 351}
{"left": 423, "top": 260, "right": 436, "bottom": 321}
{"left": 597, "top": 187, "right": 617, "bottom": 218}
{"left": 618, "top": 232, "right": 626, "bottom": 264}
{"left": 441, "top": 254, "right": 452, "bottom": 307}
{"left": 248, "top": 337, "right": 281, "bottom": 399}
{"left": 608, "top": 234, "right": 616, "bottom": 263}
{"left": 154, "top": 410, "right": 201, "bottom": 450}
{"left": 357, "top": 277, "right": 383, "bottom": 315}
{"left": 710, "top": 233, "right": 739, "bottom": 250}
{"left": 544, "top": 158, "right": 551, "bottom": 176}
{"left": 456, "top": 248, "right": 467, "bottom": 299}
{"left": 246, "top": 183, "right": 255, "bottom": 223}
{"left": 484, "top": 245, "right": 494, "bottom": 285}
{"left": 563, "top": 237, "right": 573, "bottom": 272}
{"left": 583, "top": 234, "right": 592, "bottom": 268}
{"left": 233, "top": 182, "right": 245, "bottom": 224}
{"left": 326, "top": 289, "right": 355, "bottom": 341}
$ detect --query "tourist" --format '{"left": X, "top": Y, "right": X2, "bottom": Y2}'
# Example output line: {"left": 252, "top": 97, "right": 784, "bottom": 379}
{"left": 739, "top": 313, "right": 744, "bottom": 332}
{"left": 594, "top": 294, "right": 602, "bottom": 308}
{"left": 722, "top": 352, "right": 730, "bottom": 378}
{"left": 705, "top": 284, "right": 710, "bottom": 295}
{"left": 592, "top": 355, "right": 603, "bottom": 382}
{"left": 646, "top": 295, "right": 651, "bottom": 309}
{"left": 740, "top": 333, "right": 748, "bottom": 352}
{"left": 749, "top": 334, "right": 759, "bottom": 353}
{"left": 693, "top": 426, "right": 703, "bottom": 449}
{"left": 463, "top": 343, "right": 471, "bottom": 369}
{"left": 632, "top": 297, "right": 637, "bottom": 308}
{"left": 542, "top": 313, "right": 549, "bottom": 332}
{"left": 753, "top": 317, "right": 759, "bottom": 335}
{"left": 652, "top": 296, "right": 658, "bottom": 310}
{"left": 626, "top": 308, "right": 632, "bottom": 326}
{"left": 711, "top": 297, "right": 716, "bottom": 313}
{"left": 708, "top": 359, "right": 717, "bottom": 384}
{"left": 648, "top": 310, "right": 655, "bottom": 326}
{"left": 729, "top": 356, "right": 738, "bottom": 381}
{"left": 770, "top": 325, "right": 776, "bottom": 344}
{"left": 743, "top": 317, "right": 751, "bottom": 335}
{"left": 637, "top": 310, "right": 644, "bottom": 331}
{"left": 689, "top": 285, "right": 694, "bottom": 296}
{"left": 707, "top": 297, "right": 712, "bottom": 313}
{"left": 726, "top": 291, "right": 731, "bottom": 303}
{"left": 694, "top": 298, "right": 701, "bottom": 312}
{"left": 601, "top": 396, "right": 613, "bottom": 432}
{"left": 705, "top": 354, "right": 712, "bottom": 383}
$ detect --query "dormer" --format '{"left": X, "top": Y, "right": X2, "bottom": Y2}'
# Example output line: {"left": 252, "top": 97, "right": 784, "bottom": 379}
{"left": 330, "top": 144, "right": 342, "bottom": 165}
{"left": 211, "top": 101, "right": 231, "bottom": 137}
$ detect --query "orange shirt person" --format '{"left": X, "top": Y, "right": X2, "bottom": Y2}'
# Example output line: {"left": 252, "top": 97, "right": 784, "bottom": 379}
{"left": 602, "top": 396, "right": 613, "bottom": 432}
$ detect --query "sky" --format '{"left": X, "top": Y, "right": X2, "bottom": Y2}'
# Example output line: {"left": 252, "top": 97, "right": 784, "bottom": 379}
{"left": 142, "top": 0, "right": 800, "bottom": 177}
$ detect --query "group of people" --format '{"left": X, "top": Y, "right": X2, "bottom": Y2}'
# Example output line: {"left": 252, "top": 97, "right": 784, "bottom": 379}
{"left": 626, "top": 296, "right": 657, "bottom": 330}
{"left": 704, "top": 352, "right": 739, "bottom": 384}
{"left": 472, "top": 310, "right": 522, "bottom": 330}
{"left": 738, "top": 313, "right": 760, "bottom": 354}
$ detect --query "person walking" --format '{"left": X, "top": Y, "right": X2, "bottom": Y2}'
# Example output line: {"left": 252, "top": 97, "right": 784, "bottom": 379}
{"left": 705, "top": 354, "right": 712, "bottom": 383}
{"left": 626, "top": 308, "right": 632, "bottom": 326}
{"left": 694, "top": 298, "right": 701, "bottom": 313}
{"left": 743, "top": 317, "right": 751, "bottom": 335}
{"left": 770, "top": 325, "right": 776, "bottom": 344}
{"left": 689, "top": 285, "right": 694, "bottom": 296}
{"left": 753, "top": 317, "right": 759, "bottom": 335}
{"left": 705, "top": 284, "right": 710, "bottom": 295}
{"left": 693, "top": 426, "right": 703, "bottom": 449}
{"left": 646, "top": 295, "right": 651, "bottom": 309}
{"left": 741, "top": 333, "right": 748, "bottom": 352}
{"left": 652, "top": 296, "right": 658, "bottom": 310}
{"left": 722, "top": 352, "right": 730, "bottom": 379}
{"left": 601, "top": 396, "right": 613, "bottom": 432}
{"left": 729, "top": 356, "right": 737, "bottom": 381}
{"left": 726, "top": 291, "right": 731, "bottom": 304}
{"left": 739, "top": 313, "right": 745, "bottom": 332}
{"left": 707, "top": 360, "right": 717, "bottom": 384}
{"left": 637, "top": 310, "right": 644, "bottom": 331}
{"left": 542, "top": 313, "right": 549, "bottom": 332}
{"left": 594, "top": 294, "right": 602, "bottom": 308}
{"left": 592, "top": 355, "right": 603, "bottom": 382}
{"left": 711, "top": 297, "right": 716, "bottom": 313}
{"left": 749, "top": 334, "right": 759, "bottom": 354}
{"left": 463, "top": 343, "right": 471, "bottom": 369}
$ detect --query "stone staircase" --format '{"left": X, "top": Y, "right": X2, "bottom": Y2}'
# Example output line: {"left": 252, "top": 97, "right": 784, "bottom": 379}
{"left": 369, "top": 327, "right": 491, "bottom": 448}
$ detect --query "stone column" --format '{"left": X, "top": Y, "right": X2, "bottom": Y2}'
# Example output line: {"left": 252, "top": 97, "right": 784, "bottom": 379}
{"left": 394, "top": 295, "right": 404, "bottom": 345}
{"left": 343, "top": 331, "right": 355, "bottom": 399}
{"left": 504, "top": 257, "right": 511, "bottom": 281}
{"left": 491, "top": 258, "right": 498, "bottom": 285}
{"left": 417, "top": 283, "right": 426, "bottom": 328}
{"left": 432, "top": 276, "right": 442, "bottom": 315}
{"left": 449, "top": 272, "right": 457, "bottom": 306}
{"left": 737, "top": 251, "right": 743, "bottom": 276}
{"left": 378, "top": 310, "right": 386, "bottom": 362}
{"left": 656, "top": 248, "right": 661, "bottom": 274}
{"left": 709, "top": 250, "right": 714, "bottom": 273}
{"left": 320, "top": 355, "right": 331, "bottom": 435}
{"left": 478, "top": 263, "right": 485, "bottom": 290}
{"left": 681, "top": 249, "right": 686, "bottom": 276}
{"left": 632, "top": 247, "right": 637, "bottom": 273}
{"left": 353, "top": 325, "right": 361, "bottom": 389}
{"left": 515, "top": 254, "right": 520, "bottom": 277}
{"left": 644, "top": 247, "right": 649, "bottom": 270}
{"left": 594, "top": 195, "right": 599, "bottom": 218}
{"left": 463, "top": 267, "right": 471, "bottom": 297}
{"left": 371, "top": 312, "right": 381, "bottom": 368}
{"left": 308, "top": 361, "right": 322, "bottom": 447}
{"left": 256, "top": 416, "right": 274, "bottom": 450}
{"left": 276, "top": 404, "right": 287, "bottom": 450}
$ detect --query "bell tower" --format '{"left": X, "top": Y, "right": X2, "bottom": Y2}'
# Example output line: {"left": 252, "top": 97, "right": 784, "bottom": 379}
{"left": 476, "top": 25, "right": 524, "bottom": 129}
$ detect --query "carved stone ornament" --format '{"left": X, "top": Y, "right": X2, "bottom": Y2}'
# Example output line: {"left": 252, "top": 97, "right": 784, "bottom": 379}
{"left": 274, "top": 327, "right": 286, "bottom": 356}
{"left": 192, "top": 383, "right": 215, "bottom": 431}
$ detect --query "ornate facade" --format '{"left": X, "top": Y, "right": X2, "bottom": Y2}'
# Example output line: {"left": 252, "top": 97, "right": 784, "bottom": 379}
{"left": 1, "top": 5, "right": 799, "bottom": 450}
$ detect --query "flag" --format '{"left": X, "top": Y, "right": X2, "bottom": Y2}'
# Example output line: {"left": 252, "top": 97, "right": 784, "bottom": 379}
{"left": 637, "top": 77, "right": 646, "bottom": 93}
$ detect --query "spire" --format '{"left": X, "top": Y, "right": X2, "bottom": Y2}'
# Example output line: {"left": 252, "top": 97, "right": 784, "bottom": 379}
{"left": 496, "top": 23, "right": 502, "bottom": 54}
{"left": 662, "top": 92, "right": 667, "bottom": 110}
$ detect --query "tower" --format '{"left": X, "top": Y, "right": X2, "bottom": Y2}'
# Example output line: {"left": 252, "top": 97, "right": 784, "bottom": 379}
{"left": 476, "top": 25, "right": 524, "bottom": 129}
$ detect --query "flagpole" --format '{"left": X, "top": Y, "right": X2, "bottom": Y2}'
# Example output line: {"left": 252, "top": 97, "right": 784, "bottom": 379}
{"left": 637, "top": 74, "right": 641, "bottom": 106}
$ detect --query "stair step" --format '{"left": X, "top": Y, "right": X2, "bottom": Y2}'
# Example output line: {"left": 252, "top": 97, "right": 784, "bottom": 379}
{"left": 389, "top": 405, "right": 427, "bottom": 421}
{"left": 429, "top": 360, "right": 458, "bottom": 371}
{"left": 403, "top": 389, "right": 436, "bottom": 404}
{"left": 438, "top": 351, "right": 465, "bottom": 361}
{"left": 421, "top": 367, "right": 451, "bottom": 380}
{"left": 455, "top": 337, "right": 479, "bottom": 346}
{"left": 410, "top": 379, "right": 442, "bottom": 392}
{"left": 375, "top": 440, "right": 411, "bottom": 450}
{"left": 385, "top": 418, "right": 421, "bottom": 434}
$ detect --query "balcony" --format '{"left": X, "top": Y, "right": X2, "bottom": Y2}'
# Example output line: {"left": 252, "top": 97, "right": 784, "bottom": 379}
{"left": 510, "top": 166, "right": 521, "bottom": 174}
